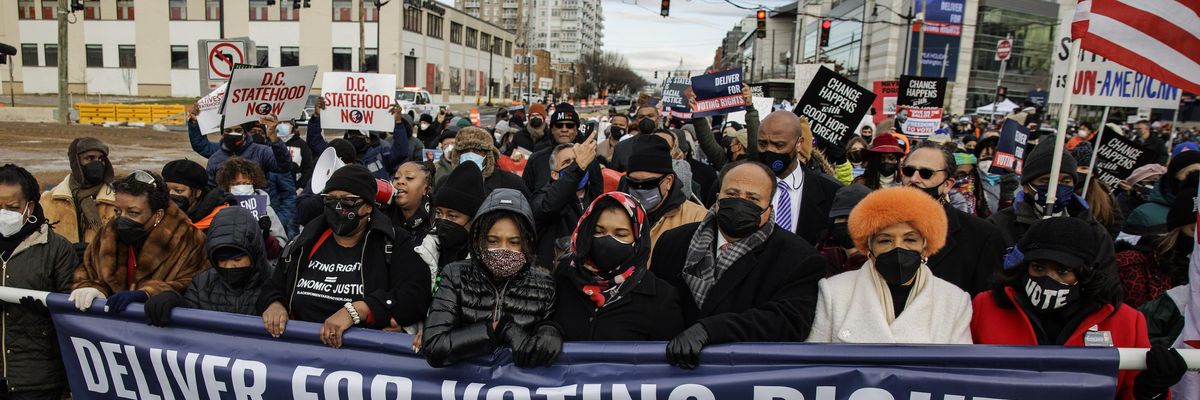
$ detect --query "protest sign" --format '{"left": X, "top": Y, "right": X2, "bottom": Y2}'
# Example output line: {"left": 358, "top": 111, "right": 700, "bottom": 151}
{"left": 898, "top": 75, "right": 947, "bottom": 108}
{"left": 47, "top": 293, "right": 1119, "bottom": 400}
{"left": 660, "top": 76, "right": 693, "bottom": 119}
{"left": 1092, "top": 133, "right": 1155, "bottom": 190}
{"left": 690, "top": 69, "right": 745, "bottom": 118}
{"left": 991, "top": 119, "right": 1029, "bottom": 174}
{"left": 897, "top": 107, "right": 944, "bottom": 140}
{"left": 1049, "top": 18, "right": 1180, "bottom": 109}
{"left": 423, "top": 149, "right": 444, "bottom": 162}
{"left": 872, "top": 80, "right": 898, "bottom": 124}
{"left": 795, "top": 66, "right": 876, "bottom": 150}
{"left": 233, "top": 195, "right": 269, "bottom": 219}
{"left": 904, "top": 0, "right": 964, "bottom": 80}
{"left": 196, "top": 83, "right": 227, "bottom": 134}
{"left": 320, "top": 72, "right": 398, "bottom": 132}
{"left": 725, "top": 97, "right": 774, "bottom": 124}
{"left": 221, "top": 65, "right": 318, "bottom": 126}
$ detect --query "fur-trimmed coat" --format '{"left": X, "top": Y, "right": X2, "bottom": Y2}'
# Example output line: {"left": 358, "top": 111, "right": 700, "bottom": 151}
{"left": 72, "top": 203, "right": 209, "bottom": 296}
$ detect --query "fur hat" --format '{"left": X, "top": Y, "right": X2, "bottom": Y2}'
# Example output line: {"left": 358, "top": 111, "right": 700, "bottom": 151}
{"left": 450, "top": 126, "right": 499, "bottom": 177}
{"left": 848, "top": 186, "right": 948, "bottom": 257}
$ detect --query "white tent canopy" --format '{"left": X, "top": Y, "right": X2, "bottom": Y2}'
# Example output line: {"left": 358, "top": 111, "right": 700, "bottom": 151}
{"left": 974, "top": 99, "right": 1020, "bottom": 115}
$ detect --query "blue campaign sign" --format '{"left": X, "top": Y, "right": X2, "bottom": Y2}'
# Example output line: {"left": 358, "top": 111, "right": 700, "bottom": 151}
{"left": 46, "top": 293, "right": 1120, "bottom": 400}
{"left": 905, "top": 0, "right": 964, "bottom": 80}
{"left": 233, "top": 195, "right": 269, "bottom": 219}
{"left": 690, "top": 69, "right": 746, "bottom": 118}
{"left": 991, "top": 119, "right": 1030, "bottom": 175}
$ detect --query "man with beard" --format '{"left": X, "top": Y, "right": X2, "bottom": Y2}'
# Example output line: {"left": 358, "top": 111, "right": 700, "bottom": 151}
{"left": 530, "top": 134, "right": 604, "bottom": 269}
{"left": 523, "top": 103, "right": 583, "bottom": 193}
{"left": 756, "top": 111, "right": 841, "bottom": 246}
{"left": 41, "top": 137, "right": 118, "bottom": 252}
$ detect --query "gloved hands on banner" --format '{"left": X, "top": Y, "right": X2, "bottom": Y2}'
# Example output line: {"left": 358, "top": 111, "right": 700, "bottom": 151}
{"left": 515, "top": 323, "right": 562, "bottom": 368}
{"left": 105, "top": 290, "right": 148, "bottom": 314}
{"left": 18, "top": 296, "right": 48, "bottom": 316}
{"left": 67, "top": 287, "right": 106, "bottom": 311}
{"left": 666, "top": 323, "right": 709, "bottom": 370}
{"left": 494, "top": 315, "right": 528, "bottom": 349}
{"left": 143, "top": 291, "right": 185, "bottom": 327}
{"left": 1133, "top": 345, "right": 1187, "bottom": 399}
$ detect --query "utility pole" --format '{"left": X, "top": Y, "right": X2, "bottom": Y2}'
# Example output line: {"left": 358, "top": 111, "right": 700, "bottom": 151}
{"left": 358, "top": 0, "right": 366, "bottom": 72}
{"left": 487, "top": 40, "right": 494, "bottom": 106}
{"left": 57, "top": 0, "right": 69, "bottom": 123}
{"left": 915, "top": 0, "right": 927, "bottom": 76}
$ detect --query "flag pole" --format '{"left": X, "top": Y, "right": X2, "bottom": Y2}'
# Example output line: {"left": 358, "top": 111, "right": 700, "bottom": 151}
{"left": 1081, "top": 105, "right": 1110, "bottom": 198}
{"left": 1044, "top": 38, "right": 1082, "bottom": 219}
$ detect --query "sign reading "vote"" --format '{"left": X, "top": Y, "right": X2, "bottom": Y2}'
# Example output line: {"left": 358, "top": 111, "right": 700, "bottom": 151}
{"left": 221, "top": 65, "right": 318, "bottom": 126}
{"left": 320, "top": 72, "right": 397, "bottom": 132}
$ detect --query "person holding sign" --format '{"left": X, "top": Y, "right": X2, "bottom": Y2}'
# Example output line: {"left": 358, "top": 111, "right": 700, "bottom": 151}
{"left": 306, "top": 98, "right": 412, "bottom": 181}
{"left": 214, "top": 158, "right": 288, "bottom": 260}
{"left": 186, "top": 105, "right": 292, "bottom": 187}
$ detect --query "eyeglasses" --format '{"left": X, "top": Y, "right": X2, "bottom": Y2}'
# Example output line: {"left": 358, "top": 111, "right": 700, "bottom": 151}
{"left": 321, "top": 194, "right": 366, "bottom": 210}
{"left": 901, "top": 166, "right": 945, "bottom": 180}
{"left": 554, "top": 122, "right": 577, "bottom": 129}
{"left": 626, "top": 175, "right": 666, "bottom": 190}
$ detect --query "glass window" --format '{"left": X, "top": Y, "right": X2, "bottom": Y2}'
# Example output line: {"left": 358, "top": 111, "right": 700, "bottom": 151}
{"left": 280, "top": 2, "right": 299, "bottom": 20}
{"left": 118, "top": 45, "right": 136, "bottom": 68}
{"left": 256, "top": 47, "right": 269, "bottom": 66}
{"left": 86, "top": 44, "right": 104, "bottom": 68}
{"left": 171, "top": 45, "right": 189, "bottom": 69}
{"left": 116, "top": 0, "right": 134, "bottom": 19}
{"left": 44, "top": 44, "right": 58, "bottom": 67}
{"left": 480, "top": 33, "right": 491, "bottom": 51}
{"left": 427, "top": 14, "right": 443, "bottom": 39}
{"left": 20, "top": 44, "right": 38, "bottom": 67}
{"left": 450, "top": 22, "right": 463, "bottom": 44}
{"left": 403, "top": 7, "right": 422, "bottom": 33}
{"left": 84, "top": 0, "right": 101, "bottom": 19}
{"left": 465, "top": 27, "right": 478, "bottom": 49}
{"left": 249, "top": 0, "right": 270, "bottom": 20}
{"left": 365, "top": 1, "right": 379, "bottom": 22}
{"left": 449, "top": 67, "right": 461, "bottom": 95}
{"left": 332, "top": 0, "right": 352, "bottom": 21}
{"left": 41, "top": 2, "right": 57, "bottom": 19}
{"left": 332, "top": 48, "right": 352, "bottom": 71}
{"left": 18, "top": 0, "right": 36, "bottom": 19}
{"left": 364, "top": 48, "right": 378, "bottom": 72}
{"left": 280, "top": 47, "right": 300, "bottom": 66}
{"left": 169, "top": 0, "right": 187, "bottom": 19}
{"left": 206, "top": 0, "right": 221, "bottom": 20}
{"left": 505, "top": 41, "right": 512, "bottom": 57}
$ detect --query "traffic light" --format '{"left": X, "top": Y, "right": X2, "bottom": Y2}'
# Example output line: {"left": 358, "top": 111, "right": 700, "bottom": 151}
{"left": 819, "top": 19, "right": 832, "bottom": 47}
{"left": 71, "top": 0, "right": 84, "bottom": 12}
{"left": 755, "top": 9, "right": 767, "bottom": 39}
{"left": 654, "top": 71, "right": 659, "bottom": 79}
{"left": 660, "top": 0, "right": 669, "bottom": 17}
{"left": 303, "top": 0, "right": 311, "bottom": 8}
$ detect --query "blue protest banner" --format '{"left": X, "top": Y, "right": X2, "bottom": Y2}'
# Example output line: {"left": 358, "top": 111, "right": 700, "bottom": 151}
{"left": 660, "top": 76, "right": 693, "bottom": 119}
{"left": 690, "top": 69, "right": 745, "bottom": 118}
{"left": 233, "top": 195, "right": 270, "bottom": 219}
{"left": 47, "top": 293, "right": 1121, "bottom": 400}
{"left": 991, "top": 119, "right": 1030, "bottom": 175}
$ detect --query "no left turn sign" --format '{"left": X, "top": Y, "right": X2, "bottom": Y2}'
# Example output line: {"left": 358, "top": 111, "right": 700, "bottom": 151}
{"left": 207, "top": 42, "right": 245, "bottom": 80}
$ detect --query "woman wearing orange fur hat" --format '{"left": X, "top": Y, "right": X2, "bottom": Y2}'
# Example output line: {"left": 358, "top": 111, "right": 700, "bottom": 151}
{"left": 807, "top": 186, "right": 973, "bottom": 344}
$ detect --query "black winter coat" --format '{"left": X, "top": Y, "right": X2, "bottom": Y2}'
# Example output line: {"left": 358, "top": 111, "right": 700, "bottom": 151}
{"left": 184, "top": 207, "right": 270, "bottom": 315}
{"left": 1, "top": 224, "right": 76, "bottom": 393}
{"left": 990, "top": 197, "right": 1116, "bottom": 275}
{"left": 551, "top": 265, "right": 684, "bottom": 341}
{"left": 530, "top": 161, "right": 604, "bottom": 269}
{"left": 257, "top": 210, "right": 432, "bottom": 328}
{"left": 926, "top": 204, "right": 1006, "bottom": 296}
{"left": 422, "top": 260, "right": 555, "bottom": 367}
{"left": 508, "top": 127, "right": 554, "bottom": 156}
{"left": 650, "top": 222, "right": 826, "bottom": 343}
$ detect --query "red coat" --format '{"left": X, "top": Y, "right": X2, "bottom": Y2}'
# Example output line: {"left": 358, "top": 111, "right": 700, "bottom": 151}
{"left": 971, "top": 287, "right": 1151, "bottom": 400}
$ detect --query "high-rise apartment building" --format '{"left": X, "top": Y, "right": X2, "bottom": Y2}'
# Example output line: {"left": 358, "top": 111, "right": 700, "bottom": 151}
{"left": 458, "top": 0, "right": 603, "bottom": 64}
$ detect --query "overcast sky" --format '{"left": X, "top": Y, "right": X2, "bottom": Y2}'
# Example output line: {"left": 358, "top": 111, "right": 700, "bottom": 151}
{"left": 600, "top": 0, "right": 795, "bottom": 79}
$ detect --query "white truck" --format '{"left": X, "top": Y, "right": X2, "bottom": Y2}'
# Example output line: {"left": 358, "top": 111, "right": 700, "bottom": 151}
{"left": 396, "top": 87, "right": 443, "bottom": 116}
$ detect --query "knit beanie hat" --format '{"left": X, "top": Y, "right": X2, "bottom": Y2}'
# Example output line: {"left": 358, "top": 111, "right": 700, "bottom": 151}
{"left": 848, "top": 186, "right": 948, "bottom": 257}
{"left": 1018, "top": 217, "right": 1101, "bottom": 270}
{"left": 626, "top": 135, "right": 674, "bottom": 175}
{"left": 162, "top": 159, "right": 208, "bottom": 190}
{"left": 1173, "top": 142, "right": 1199, "bottom": 159}
{"left": 328, "top": 139, "right": 358, "bottom": 164}
{"left": 434, "top": 162, "right": 487, "bottom": 217}
{"left": 866, "top": 134, "right": 905, "bottom": 154}
{"left": 1167, "top": 151, "right": 1200, "bottom": 186}
{"left": 1020, "top": 141, "right": 1078, "bottom": 185}
{"left": 953, "top": 152, "right": 978, "bottom": 166}
{"left": 550, "top": 102, "right": 579, "bottom": 126}
{"left": 1167, "top": 191, "right": 1198, "bottom": 231}
{"left": 323, "top": 164, "right": 376, "bottom": 200}
{"left": 528, "top": 103, "right": 547, "bottom": 118}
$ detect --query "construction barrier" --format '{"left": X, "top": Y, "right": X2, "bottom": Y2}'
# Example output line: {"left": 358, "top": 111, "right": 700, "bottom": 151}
{"left": 74, "top": 103, "right": 188, "bottom": 125}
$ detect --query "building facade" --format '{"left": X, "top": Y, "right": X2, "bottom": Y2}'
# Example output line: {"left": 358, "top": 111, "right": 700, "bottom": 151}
{"left": 964, "top": 0, "right": 1059, "bottom": 110}
{"left": 457, "top": 0, "right": 603, "bottom": 64}
{"left": 1, "top": 0, "right": 515, "bottom": 104}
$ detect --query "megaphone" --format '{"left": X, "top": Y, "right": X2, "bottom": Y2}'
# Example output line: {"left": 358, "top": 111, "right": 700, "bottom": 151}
{"left": 311, "top": 147, "right": 346, "bottom": 194}
{"left": 375, "top": 178, "right": 395, "bottom": 206}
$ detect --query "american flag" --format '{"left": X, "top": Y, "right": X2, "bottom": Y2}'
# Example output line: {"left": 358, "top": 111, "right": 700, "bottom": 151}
{"left": 1070, "top": 0, "right": 1200, "bottom": 95}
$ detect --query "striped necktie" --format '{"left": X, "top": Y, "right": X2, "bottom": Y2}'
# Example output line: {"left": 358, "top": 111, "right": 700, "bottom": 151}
{"left": 775, "top": 180, "right": 792, "bottom": 232}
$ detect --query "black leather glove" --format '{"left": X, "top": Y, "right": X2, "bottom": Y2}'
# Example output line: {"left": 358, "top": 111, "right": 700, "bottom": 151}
{"left": 18, "top": 296, "right": 48, "bottom": 316}
{"left": 1134, "top": 346, "right": 1187, "bottom": 400}
{"left": 104, "top": 290, "right": 148, "bottom": 314}
{"left": 143, "top": 291, "right": 185, "bottom": 327}
{"left": 73, "top": 242, "right": 89, "bottom": 261}
{"left": 666, "top": 323, "right": 709, "bottom": 370}
{"left": 258, "top": 216, "right": 272, "bottom": 234}
{"left": 519, "top": 324, "right": 562, "bottom": 367}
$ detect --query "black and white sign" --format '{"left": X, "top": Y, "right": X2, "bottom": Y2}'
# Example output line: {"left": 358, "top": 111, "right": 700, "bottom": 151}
{"left": 794, "top": 66, "right": 876, "bottom": 150}
{"left": 897, "top": 75, "right": 947, "bottom": 108}
{"left": 1092, "top": 132, "right": 1155, "bottom": 190}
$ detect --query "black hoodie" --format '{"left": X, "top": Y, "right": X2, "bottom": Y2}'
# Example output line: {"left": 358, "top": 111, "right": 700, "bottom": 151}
{"left": 182, "top": 207, "right": 270, "bottom": 315}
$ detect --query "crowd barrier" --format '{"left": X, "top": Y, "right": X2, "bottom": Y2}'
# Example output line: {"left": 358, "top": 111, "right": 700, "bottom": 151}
{"left": 75, "top": 103, "right": 187, "bottom": 125}
{"left": 0, "top": 287, "right": 1195, "bottom": 399}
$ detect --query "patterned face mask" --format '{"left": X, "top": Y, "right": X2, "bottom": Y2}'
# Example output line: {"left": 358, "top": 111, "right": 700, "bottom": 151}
{"left": 483, "top": 248, "right": 525, "bottom": 279}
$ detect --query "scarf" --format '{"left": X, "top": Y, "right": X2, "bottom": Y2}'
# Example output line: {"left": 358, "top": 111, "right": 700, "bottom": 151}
{"left": 568, "top": 193, "right": 650, "bottom": 309}
{"left": 682, "top": 206, "right": 774, "bottom": 308}
{"left": 570, "top": 266, "right": 637, "bottom": 308}
{"left": 71, "top": 183, "right": 104, "bottom": 241}
{"left": 865, "top": 259, "right": 928, "bottom": 324}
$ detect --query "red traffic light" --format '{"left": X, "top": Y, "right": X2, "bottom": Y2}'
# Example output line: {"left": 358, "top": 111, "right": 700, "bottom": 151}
{"left": 756, "top": 10, "right": 766, "bottom": 20}
{"left": 822, "top": 19, "right": 832, "bottom": 29}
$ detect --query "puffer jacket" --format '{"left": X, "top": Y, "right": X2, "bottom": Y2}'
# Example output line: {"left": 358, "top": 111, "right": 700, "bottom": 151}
{"left": 2, "top": 223, "right": 77, "bottom": 392}
{"left": 422, "top": 188, "right": 556, "bottom": 367}
{"left": 183, "top": 207, "right": 271, "bottom": 315}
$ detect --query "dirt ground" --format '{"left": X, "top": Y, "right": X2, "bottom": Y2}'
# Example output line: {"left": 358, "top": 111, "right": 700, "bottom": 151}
{"left": 0, "top": 122, "right": 208, "bottom": 189}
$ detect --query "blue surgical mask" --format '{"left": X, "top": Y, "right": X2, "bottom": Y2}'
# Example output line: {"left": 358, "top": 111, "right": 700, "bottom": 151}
{"left": 459, "top": 152, "right": 486, "bottom": 170}
{"left": 276, "top": 123, "right": 292, "bottom": 136}
{"left": 576, "top": 171, "right": 590, "bottom": 191}
{"left": 1030, "top": 183, "right": 1075, "bottom": 214}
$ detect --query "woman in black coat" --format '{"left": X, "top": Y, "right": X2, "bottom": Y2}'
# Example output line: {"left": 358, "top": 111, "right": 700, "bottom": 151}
{"left": 553, "top": 192, "right": 685, "bottom": 340}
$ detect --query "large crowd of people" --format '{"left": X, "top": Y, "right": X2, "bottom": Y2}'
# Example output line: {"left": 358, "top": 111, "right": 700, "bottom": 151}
{"left": 0, "top": 85, "right": 1195, "bottom": 398}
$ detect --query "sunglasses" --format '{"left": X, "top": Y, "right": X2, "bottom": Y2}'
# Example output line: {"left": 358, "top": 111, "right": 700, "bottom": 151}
{"left": 554, "top": 122, "right": 577, "bottom": 129}
{"left": 626, "top": 175, "right": 666, "bottom": 190}
{"left": 321, "top": 194, "right": 366, "bottom": 210}
{"left": 128, "top": 170, "right": 157, "bottom": 187}
{"left": 901, "top": 166, "right": 945, "bottom": 180}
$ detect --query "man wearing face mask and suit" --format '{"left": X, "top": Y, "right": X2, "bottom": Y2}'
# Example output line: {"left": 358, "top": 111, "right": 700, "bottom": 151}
{"left": 756, "top": 111, "right": 842, "bottom": 246}
{"left": 652, "top": 160, "right": 826, "bottom": 369}
{"left": 41, "top": 137, "right": 118, "bottom": 256}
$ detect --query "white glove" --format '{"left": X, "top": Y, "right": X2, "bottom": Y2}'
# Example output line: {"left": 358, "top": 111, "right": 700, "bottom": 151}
{"left": 413, "top": 234, "right": 441, "bottom": 291}
{"left": 68, "top": 288, "right": 105, "bottom": 311}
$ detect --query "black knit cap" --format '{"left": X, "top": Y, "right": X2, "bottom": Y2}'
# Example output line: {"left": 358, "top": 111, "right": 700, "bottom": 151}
{"left": 1018, "top": 217, "right": 1101, "bottom": 270}
{"left": 1020, "top": 141, "right": 1077, "bottom": 185}
{"left": 1167, "top": 151, "right": 1200, "bottom": 186}
{"left": 550, "top": 102, "right": 579, "bottom": 126}
{"left": 161, "top": 159, "right": 208, "bottom": 190}
{"left": 1167, "top": 191, "right": 1198, "bottom": 231}
{"left": 323, "top": 164, "right": 376, "bottom": 200}
{"left": 434, "top": 162, "right": 487, "bottom": 217}
{"left": 626, "top": 135, "right": 674, "bottom": 174}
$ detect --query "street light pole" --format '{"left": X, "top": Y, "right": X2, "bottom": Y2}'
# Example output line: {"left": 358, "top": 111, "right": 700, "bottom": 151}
{"left": 57, "top": 0, "right": 69, "bottom": 123}
{"left": 915, "top": 0, "right": 927, "bottom": 76}
{"left": 487, "top": 41, "right": 494, "bottom": 106}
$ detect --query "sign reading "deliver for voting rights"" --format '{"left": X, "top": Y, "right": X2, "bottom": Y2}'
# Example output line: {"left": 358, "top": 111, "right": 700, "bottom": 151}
{"left": 690, "top": 69, "right": 746, "bottom": 118}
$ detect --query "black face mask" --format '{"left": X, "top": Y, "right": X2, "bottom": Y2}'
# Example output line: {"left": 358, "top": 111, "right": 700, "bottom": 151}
{"left": 434, "top": 218, "right": 469, "bottom": 252}
{"left": 588, "top": 235, "right": 635, "bottom": 279}
{"left": 323, "top": 204, "right": 363, "bottom": 236}
{"left": 529, "top": 117, "right": 544, "bottom": 128}
{"left": 847, "top": 150, "right": 864, "bottom": 164}
{"left": 1183, "top": 171, "right": 1200, "bottom": 190}
{"left": 715, "top": 197, "right": 765, "bottom": 239}
{"left": 757, "top": 151, "right": 795, "bottom": 177}
{"left": 873, "top": 247, "right": 922, "bottom": 285}
{"left": 81, "top": 161, "right": 107, "bottom": 185}
{"left": 346, "top": 136, "right": 370, "bottom": 156}
{"left": 215, "top": 266, "right": 255, "bottom": 288}
{"left": 609, "top": 127, "right": 626, "bottom": 141}
{"left": 1023, "top": 274, "right": 1081, "bottom": 313}
{"left": 250, "top": 133, "right": 267, "bottom": 145}
{"left": 221, "top": 134, "right": 246, "bottom": 152}
{"left": 830, "top": 223, "right": 854, "bottom": 249}
{"left": 115, "top": 216, "right": 152, "bottom": 245}
{"left": 913, "top": 182, "right": 945, "bottom": 202}
{"left": 878, "top": 162, "right": 899, "bottom": 177}
{"left": 169, "top": 194, "right": 191, "bottom": 211}
{"left": 637, "top": 118, "right": 656, "bottom": 135}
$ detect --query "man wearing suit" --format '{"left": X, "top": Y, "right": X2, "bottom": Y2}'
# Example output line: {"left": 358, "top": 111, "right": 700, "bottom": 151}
{"left": 755, "top": 111, "right": 842, "bottom": 245}
{"left": 652, "top": 160, "right": 826, "bottom": 369}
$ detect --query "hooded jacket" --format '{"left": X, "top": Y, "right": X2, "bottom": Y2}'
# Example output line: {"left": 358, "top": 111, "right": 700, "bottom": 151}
{"left": 421, "top": 189, "right": 556, "bottom": 367}
{"left": 186, "top": 119, "right": 293, "bottom": 186}
{"left": 72, "top": 202, "right": 209, "bottom": 297}
{"left": 990, "top": 193, "right": 1117, "bottom": 275}
{"left": 40, "top": 138, "right": 117, "bottom": 244}
{"left": 183, "top": 207, "right": 271, "bottom": 315}
{"left": 1, "top": 221, "right": 77, "bottom": 392}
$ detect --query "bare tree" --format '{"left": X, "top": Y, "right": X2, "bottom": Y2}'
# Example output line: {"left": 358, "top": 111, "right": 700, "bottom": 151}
{"left": 579, "top": 51, "right": 647, "bottom": 97}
